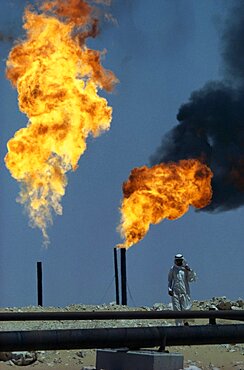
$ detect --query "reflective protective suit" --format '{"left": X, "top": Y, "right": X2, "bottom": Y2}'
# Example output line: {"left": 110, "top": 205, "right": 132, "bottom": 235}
{"left": 168, "top": 262, "right": 197, "bottom": 325}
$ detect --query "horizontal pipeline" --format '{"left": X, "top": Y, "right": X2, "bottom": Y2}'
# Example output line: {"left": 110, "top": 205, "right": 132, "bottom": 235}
{"left": 1, "top": 324, "right": 244, "bottom": 352}
{"left": 0, "top": 310, "right": 244, "bottom": 321}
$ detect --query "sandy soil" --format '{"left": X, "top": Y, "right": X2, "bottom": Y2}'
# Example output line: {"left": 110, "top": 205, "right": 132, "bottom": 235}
{"left": 0, "top": 298, "right": 244, "bottom": 370}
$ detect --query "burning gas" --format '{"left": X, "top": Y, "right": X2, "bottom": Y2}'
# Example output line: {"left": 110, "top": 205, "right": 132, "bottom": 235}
{"left": 5, "top": 0, "right": 117, "bottom": 244}
{"left": 150, "top": 3, "right": 244, "bottom": 212}
{"left": 117, "top": 159, "right": 213, "bottom": 249}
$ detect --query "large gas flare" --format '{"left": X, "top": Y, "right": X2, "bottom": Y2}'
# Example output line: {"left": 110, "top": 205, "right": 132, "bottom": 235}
{"left": 117, "top": 159, "right": 213, "bottom": 249}
{"left": 5, "top": 0, "right": 117, "bottom": 244}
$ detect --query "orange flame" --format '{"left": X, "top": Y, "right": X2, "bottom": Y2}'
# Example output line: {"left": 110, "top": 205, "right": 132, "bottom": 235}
{"left": 117, "top": 159, "right": 213, "bottom": 249}
{"left": 5, "top": 0, "right": 117, "bottom": 244}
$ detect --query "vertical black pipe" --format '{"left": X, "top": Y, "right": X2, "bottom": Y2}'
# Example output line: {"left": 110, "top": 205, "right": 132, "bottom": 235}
{"left": 113, "top": 248, "right": 120, "bottom": 305}
{"left": 120, "top": 248, "right": 127, "bottom": 305}
{"left": 209, "top": 307, "right": 217, "bottom": 325}
{"left": 37, "top": 262, "right": 43, "bottom": 307}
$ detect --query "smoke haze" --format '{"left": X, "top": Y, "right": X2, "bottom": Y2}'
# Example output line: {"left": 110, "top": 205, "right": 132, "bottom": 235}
{"left": 150, "top": 2, "right": 244, "bottom": 213}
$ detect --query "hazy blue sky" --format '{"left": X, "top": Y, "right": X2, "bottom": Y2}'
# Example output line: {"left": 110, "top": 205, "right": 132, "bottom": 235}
{"left": 0, "top": 0, "right": 243, "bottom": 308}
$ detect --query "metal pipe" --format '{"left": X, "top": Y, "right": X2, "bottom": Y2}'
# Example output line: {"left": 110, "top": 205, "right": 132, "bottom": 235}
{"left": 37, "top": 262, "right": 43, "bottom": 307}
{"left": 113, "top": 248, "right": 120, "bottom": 305}
{"left": 0, "top": 310, "right": 244, "bottom": 322}
{"left": 120, "top": 248, "right": 127, "bottom": 305}
{"left": 1, "top": 324, "right": 244, "bottom": 352}
{"left": 209, "top": 307, "right": 217, "bottom": 325}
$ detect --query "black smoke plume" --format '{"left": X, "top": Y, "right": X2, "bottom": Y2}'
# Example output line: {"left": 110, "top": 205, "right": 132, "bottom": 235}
{"left": 150, "top": 3, "right": 244, "bottom": 212}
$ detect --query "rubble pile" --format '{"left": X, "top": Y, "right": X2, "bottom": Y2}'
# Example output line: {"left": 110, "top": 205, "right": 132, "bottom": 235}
{"left": 195, "top": 297, "right": 244, "bottom": 311}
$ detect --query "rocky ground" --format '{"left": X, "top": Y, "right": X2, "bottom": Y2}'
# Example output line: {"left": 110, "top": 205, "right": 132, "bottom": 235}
{"left": 0, "top": 297, "right": 244, "bottom": 369}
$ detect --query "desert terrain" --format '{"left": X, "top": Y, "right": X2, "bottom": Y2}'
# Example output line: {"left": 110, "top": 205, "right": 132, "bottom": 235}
{"left": 1, "top": 297, "right": 244, "bottom": 369}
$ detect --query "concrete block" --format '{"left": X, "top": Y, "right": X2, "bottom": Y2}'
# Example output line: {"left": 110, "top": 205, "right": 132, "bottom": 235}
{"left": 96, "top": 349, "right": 184, "bottom": 370}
